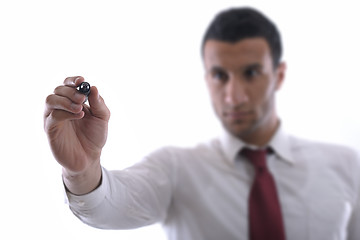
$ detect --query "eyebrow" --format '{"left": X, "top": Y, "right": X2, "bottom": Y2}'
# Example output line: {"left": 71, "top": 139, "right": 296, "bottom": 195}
{"left": 209, "top": 66, "right": 225, "bottom": 73}
{"left": 208, "top": 63, "right": 262, "bottom": 73}
{"left": 242, "top": 63, "right": 262, "bottom": 70}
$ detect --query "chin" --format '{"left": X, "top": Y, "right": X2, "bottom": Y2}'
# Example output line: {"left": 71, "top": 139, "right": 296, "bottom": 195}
{"left": 224, "top": 122, "right": 254, "bottom": 139}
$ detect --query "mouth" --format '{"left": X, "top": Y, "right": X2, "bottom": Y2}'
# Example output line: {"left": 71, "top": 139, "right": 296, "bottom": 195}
{"left": 223, "top": 111, "right": 252, "bottom": 121}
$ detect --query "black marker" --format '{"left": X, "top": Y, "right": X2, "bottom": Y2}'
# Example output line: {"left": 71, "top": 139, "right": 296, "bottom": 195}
{"left": 77, "top": 82, "right": 91, "bottom": 102}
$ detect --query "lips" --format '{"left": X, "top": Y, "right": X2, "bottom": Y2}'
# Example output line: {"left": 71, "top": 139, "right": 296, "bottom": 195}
{"left": 224, "top": 111, "right": 252, "bottom": 121}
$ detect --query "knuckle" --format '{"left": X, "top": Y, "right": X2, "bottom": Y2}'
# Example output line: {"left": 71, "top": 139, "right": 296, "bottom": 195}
{"left": 45, "top": 94, "right": 54, "bottom": 104}
{"left": 64, "top": 77, "right": 72, "bottom": 84}
{"left": 43, "top": 113, "right": 53, "bottom": 131}
{"left": 64, "top": 76, "right": 81, "bottom": 85}
{"left": 54, "top": 85, "right": 62, "bottom": 93}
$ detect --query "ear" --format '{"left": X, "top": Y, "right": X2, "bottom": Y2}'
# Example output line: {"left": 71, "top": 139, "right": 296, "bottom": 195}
{"left": 275, "top": 61, "right": 286, "bottom": 91}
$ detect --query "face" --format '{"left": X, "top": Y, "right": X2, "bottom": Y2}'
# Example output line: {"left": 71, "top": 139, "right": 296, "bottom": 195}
{"left": 203, "top": 38, "right": 285, "bottom": 146}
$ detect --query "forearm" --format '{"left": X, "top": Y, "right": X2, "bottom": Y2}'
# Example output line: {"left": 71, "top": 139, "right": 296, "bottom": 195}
{"left": 65, "top": 154, "right": 175, "bottom": 230}
{"left": 66, "top": 167, "right": 171, "bottom": 230}
{"left": 62, "top": 161, "right": 102, "bottom": 195}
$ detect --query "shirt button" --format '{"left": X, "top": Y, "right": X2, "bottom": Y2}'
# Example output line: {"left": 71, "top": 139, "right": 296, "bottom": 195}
{"left": 77, "top": 201, "right": 85, "bottom": 207}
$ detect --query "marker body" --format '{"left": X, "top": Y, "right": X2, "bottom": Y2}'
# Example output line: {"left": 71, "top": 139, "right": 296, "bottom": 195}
{"left": 77, "top": 82, "right": 91, "bottom": 102}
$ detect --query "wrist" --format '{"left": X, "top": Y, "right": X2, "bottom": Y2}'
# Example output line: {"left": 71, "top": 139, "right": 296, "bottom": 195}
{"left": 62, "top": 162, "right": 102, "bottom": 195}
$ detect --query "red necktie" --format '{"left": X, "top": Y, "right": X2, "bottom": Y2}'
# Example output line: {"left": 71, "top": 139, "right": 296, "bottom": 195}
{"left": 242, "top": 148, "right": 286, "bottom": 240}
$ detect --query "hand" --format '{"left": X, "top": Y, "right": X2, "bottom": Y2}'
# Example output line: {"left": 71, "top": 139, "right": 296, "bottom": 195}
{"left": 44, "top": 76, "right": 110, "bottom": 194}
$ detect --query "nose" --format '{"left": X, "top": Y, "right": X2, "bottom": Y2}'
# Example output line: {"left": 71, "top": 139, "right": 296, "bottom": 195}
{"left": 224, "top": 77, "right": 249, "bottom": 106}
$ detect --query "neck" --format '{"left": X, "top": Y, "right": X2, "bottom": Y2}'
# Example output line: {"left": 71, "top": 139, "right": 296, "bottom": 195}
{"left": 240, "top": 116, "right": 280, "bottom": 147}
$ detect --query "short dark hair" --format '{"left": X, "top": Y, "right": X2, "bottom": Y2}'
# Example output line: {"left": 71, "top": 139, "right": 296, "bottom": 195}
{"left": 202, "top": 7, "right": 282, "bottom": 68}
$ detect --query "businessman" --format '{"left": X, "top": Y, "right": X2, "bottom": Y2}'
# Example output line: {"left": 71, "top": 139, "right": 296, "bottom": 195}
{"left": 44, "top": 7, "right": 360, "bottom": 240}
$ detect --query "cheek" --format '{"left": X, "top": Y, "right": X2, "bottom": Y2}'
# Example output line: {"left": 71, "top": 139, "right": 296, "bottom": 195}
{"left": 249, "top": 80, "right": 275, "bottom": 110}
{"left": 258, "top": 84, "right": 277, "bottom": 114}
{"left": 210, "top": 90, "right": 221, "bottom": 107}
{"left": 208, "top": 86, "right": 224, "bottom": 112}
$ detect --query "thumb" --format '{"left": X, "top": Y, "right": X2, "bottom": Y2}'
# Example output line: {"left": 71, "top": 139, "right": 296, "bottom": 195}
{"left": 87, "top": 86, "right": 111, "bottom": 121}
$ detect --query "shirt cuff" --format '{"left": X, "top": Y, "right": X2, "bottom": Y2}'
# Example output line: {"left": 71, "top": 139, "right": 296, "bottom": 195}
{"left": 63, "top": 167, "right": 108, "bottom": 211}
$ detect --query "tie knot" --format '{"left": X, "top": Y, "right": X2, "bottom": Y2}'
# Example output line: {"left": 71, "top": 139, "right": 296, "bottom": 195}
{"left": 241, "top": 148, "right": 268, "bottom": 170}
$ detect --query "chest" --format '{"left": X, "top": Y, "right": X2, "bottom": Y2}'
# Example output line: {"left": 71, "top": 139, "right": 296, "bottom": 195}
{"left": 172, "top": 157, "right": 355, "bottom": 240}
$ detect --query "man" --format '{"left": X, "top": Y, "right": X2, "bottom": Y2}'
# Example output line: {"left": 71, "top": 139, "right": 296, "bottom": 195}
{"left": 44, "top": 7, "right": 360, "bottom": 240}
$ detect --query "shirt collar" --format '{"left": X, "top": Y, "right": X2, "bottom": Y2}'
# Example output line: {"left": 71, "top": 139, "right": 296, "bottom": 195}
{"left": 268, "top": 124, "right": 294, "bottom": 164}
{"left": 219, "top": 123, "right": 294, "bottom": 164}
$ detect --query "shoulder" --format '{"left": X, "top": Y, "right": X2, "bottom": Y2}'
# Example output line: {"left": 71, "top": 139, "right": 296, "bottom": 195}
{"left": 288, "top": 134, "right": 360, "bottom": 163}
{"left": 286, "top": 135, "right": 360, "bottom": 194}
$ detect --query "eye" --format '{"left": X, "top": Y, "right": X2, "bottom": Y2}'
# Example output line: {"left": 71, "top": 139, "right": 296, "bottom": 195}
{"left": 211, "top": 69, "right": 228, "bottom": 83}
{"left": 244, "top": 66, "right": 261, "bottom": 80}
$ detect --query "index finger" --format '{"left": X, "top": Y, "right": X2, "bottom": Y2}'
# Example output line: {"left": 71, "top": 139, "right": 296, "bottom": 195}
{"left": 63, "top": 76, "right": 85, "bottom": 87}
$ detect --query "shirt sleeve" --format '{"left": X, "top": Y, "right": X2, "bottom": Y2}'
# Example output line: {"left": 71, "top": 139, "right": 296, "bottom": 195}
{"left": 64, "top": 148, "right": 177, "bottom": 230}
{"left": 347, "top": 149, "right": 360, "bottom": 240}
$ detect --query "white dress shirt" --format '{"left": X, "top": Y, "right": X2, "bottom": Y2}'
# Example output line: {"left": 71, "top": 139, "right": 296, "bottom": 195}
{"left": 65, "top": 126, "right": 360, "bottom": 240}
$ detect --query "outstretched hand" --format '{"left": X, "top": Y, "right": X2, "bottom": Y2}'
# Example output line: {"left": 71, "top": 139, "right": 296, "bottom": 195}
{"left": 44, "top": 76, "right": 110, "bottom": 194}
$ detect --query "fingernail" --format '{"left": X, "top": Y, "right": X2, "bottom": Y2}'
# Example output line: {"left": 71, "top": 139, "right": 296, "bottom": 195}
{"left": 74, "top": 77, "right": 82, "bottom": 85}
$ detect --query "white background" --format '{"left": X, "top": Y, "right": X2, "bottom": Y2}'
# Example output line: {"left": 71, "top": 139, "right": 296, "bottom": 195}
{"left": 1, "top": 0, "right": 359, "bottom": 239}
